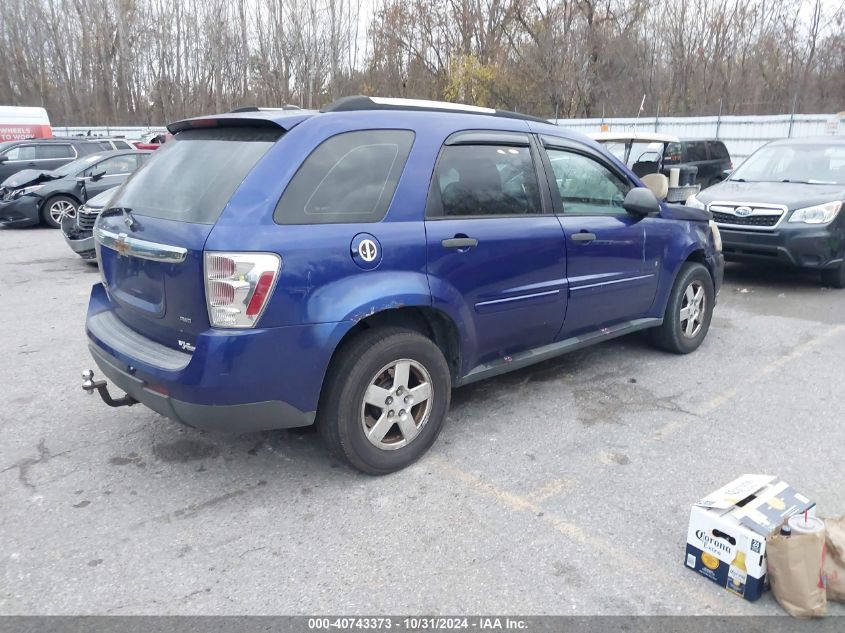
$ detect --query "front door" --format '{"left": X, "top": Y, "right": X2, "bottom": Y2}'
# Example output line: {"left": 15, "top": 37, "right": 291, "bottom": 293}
{"left": 540, "top": 139, "right": 659, "bottom": 338}
{"left": 425, "top": 133, "right": 568, "bottom": 371}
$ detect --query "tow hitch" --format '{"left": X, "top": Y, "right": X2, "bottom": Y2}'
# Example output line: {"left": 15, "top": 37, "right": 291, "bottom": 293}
{"left": 81, "top": 369, "right": 139, "bottom": 408}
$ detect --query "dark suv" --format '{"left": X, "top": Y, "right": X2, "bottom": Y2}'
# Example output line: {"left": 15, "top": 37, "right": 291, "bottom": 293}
{"left": 664, "top": 139, "right": 733, "bottom": 189}
{"left": 82, "top": 97, "right": 724, "bottom": 474}
{"left": 0, "top": 138, "right": 106, "bottom": 183}
{"left": 688, "top": 137, "right": 845, "bottom": 287}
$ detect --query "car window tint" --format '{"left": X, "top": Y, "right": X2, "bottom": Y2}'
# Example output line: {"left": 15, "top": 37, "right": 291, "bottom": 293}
{"left": 429, "top": 144, "right": 541, "bottom": 217}
{"left": 5, "top": 145, "right": 37, "bottom": 161}
{"left": 275, "top": 130, "right": 414, "bottom": 225}
{"left": 108, "top": 127, "right": 281, "bottom": 224}
{"left": 35, "top": 144, "right": 74, "bottom": 160}
{"left": 664, "top": 142, "right": 683, "bottom": 164}
{"left": 685, "top": 142, "right": 707, "bottom": 162}
{"left": 545, "top": 149, "right": 630, "bottom": 215}
{"left": 708, "top": 142, "right": 729, "bottom": 160}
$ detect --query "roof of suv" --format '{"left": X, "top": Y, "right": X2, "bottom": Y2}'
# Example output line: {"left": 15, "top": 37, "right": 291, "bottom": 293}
{"left": 167, "top": 96, "right": 562, "bottom": 136}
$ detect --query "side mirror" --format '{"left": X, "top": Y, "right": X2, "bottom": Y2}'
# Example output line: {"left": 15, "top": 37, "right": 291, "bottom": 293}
{"left": 0, "top": 155, "right": 8, "bottom": 164}
{"left": 90, "top": 170, "right": 106, "bottom": 182}
{"left": 721, "top": 169, "right": 732, "bottom": 181}
{"left": 623, "top": 187, "right": 661, "bottom": 218}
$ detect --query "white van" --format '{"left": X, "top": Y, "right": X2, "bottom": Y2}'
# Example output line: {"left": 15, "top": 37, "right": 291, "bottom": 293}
{"left": 0, "top": 106, "right": 52, "bottom": 142}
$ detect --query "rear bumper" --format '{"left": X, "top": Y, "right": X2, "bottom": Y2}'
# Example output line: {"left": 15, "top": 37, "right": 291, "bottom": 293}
{"left": 85, "top": 283, "right": 349, "bottom": 432}
{"left": 89, "top": 343, "right": 315, "bottom": 431}
{"left": 720, "top": 225, "right": 844, "bottom": 269}
{"left": 0, "top": 197, "right": 40, "bottom": 227}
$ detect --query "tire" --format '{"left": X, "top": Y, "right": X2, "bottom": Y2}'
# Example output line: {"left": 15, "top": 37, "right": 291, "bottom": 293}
{"left": 821, "top": 261, "right": 845, "bottom": 289}
{"left": 41, "top": 195, "right": 79, "bottom": 229}
{"left": 650, "top": 262, "right": 715, "bottom": 354}
{"left": 317, "top": 327, "right": 451, "bottom": 475}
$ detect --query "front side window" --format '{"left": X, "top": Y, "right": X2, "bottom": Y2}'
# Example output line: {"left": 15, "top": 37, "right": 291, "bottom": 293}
{"left": 275, "top": 130, "right": 414, "bottom": 225}
{"left": 87, "top": 154, "right": 140, "bottom": 177}
{"left": 545, "top": 149, "right": 630, "bottom": 215}
{"left": 4, "top": 145, "right": 37, "bottom": 161}
{"left": 429, "top": 144, "right": 541, "bottom": 217}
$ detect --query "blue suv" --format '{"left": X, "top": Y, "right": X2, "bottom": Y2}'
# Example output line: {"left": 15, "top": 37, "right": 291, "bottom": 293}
{"left": 82, "top": 97, "right": 724, "bottom": 474}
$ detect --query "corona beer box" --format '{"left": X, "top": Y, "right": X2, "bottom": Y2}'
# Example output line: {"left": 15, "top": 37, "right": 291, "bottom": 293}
{"left": 685, "top": 474, "right": 815, "bottom": 601}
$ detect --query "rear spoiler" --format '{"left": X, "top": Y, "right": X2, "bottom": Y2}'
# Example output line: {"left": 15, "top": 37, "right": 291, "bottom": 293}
{"left": 167, "top": 111, "right": 313, "bottom": 135}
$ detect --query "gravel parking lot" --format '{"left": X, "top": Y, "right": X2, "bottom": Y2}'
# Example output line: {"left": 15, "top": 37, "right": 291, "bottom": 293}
{"left": 1, "top": 226, "right": 843, "bottom": 616}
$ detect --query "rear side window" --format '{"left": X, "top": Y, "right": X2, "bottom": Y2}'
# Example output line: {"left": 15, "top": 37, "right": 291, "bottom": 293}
{"left": 428, "top": 144, "right": 542, "bottom": 217}
{"left": 108, "top": 127, "right": 281, "bottom": 224}
{"left": 685, "top": 142, "right": 707, "bottom": 162}
{"left": 36, "top": 144, "right": 74, "bottom": 159}
{"left": 274, "top": 130, "right": 414, "bottom": 225}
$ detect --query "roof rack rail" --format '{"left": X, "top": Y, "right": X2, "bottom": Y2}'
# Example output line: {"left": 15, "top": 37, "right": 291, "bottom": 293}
{"left": 320, "top": 96, "right": 553, "bottom": 125}
{"left": 230, "top": 105, "right": 302, "bottom": 113}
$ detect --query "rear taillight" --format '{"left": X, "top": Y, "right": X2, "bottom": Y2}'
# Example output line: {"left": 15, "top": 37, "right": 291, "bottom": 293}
{"left": 204, "top": 252, "right": 281, "bottom": 328}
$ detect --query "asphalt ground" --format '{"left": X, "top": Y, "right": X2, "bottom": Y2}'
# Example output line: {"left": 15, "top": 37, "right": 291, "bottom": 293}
{"left": 1, "top": 225, "right": 843, "bottom": 616}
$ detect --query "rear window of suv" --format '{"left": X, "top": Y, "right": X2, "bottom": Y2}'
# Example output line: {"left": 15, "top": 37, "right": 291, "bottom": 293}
{"left": 107, "top": 127, "right": 281, "bottom": 224}
{"left": 274, "top": 130, "right": 414, "bottom": 225}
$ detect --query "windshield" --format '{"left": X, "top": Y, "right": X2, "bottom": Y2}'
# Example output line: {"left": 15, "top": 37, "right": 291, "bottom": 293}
{"left": 107, "top": 127, "right": 281, "bottom": 224}
{"left": 50, "top": 154, "right": 105, "bottom": 178}
{"left": 731, "top": 144, "right": 845, "bottom": 185}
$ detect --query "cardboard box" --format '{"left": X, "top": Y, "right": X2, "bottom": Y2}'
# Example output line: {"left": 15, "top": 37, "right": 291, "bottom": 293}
{"left": 685, "top": 474, "right": 815, "bottom": 601}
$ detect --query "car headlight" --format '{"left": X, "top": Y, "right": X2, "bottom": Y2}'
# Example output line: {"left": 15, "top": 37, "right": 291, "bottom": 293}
{"left": 686, "top": 194, "right": 706, "bottom": 210}
{"left": 12, "top": 184, "right": 45, "bottom": 198}
{"left": 788, "top": 201, "right": 842, "bottom": 224}
{"left": 708, "top": 220, "right": 722, "bottom": 252}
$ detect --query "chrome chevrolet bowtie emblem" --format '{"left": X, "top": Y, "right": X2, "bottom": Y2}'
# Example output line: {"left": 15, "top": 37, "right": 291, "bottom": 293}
{"left": 114, "top": 233, "right": 130, "bottom": 257}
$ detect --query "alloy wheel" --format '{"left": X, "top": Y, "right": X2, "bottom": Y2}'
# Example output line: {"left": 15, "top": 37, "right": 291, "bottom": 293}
{"left": 360, "top": 358, "right": 433, "bottom": 451}
{"left": 49, "top": 200, "right": 76, "bottom": 224}
{"left": 679, "top": 280, "right": 706, "bottom": 338}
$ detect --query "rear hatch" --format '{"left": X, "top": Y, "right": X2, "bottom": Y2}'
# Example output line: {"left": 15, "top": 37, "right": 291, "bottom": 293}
{"left": 95, "top": 125, "right": 284, "bottom": 351}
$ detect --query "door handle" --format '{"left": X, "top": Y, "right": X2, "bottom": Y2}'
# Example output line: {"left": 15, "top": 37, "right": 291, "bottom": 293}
{"left": 571, "top": 232, "right": 596, "bottom": 243}
{"left": 442, "top": 237, "right": 478, "bottom": 249}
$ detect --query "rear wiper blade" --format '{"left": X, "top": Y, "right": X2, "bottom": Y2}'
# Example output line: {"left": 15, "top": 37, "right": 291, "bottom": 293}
{"left": 100, "top": 206, "right": 139, "bottom": 230}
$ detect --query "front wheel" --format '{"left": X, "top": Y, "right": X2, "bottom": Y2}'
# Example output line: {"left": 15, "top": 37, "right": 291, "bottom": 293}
{"left": 41, "top": 195, "right": 79, "bottom": 228}
{"left": 318, "top": 327, "right": 451, "bottom": 475}
{"left": 650, "top": 262, "right": 715, "bottom": 354}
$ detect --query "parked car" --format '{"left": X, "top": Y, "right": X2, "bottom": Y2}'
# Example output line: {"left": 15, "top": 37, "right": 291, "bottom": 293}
{"left": 61, "top": 187, "right": 117, "bottom": 261}
{"left": 688, "top": 137, "right": 845, "bottom": 288}
{"left": 591, "top": 133, "right": 732, "bottom": 191}
{"left": 0, "top": 137, "right": 106, "bottom": 183}
{"left": 134, "top": 132, "right": 171, "bottom": 150}
{"left": 81, "top": 97, "right": 723, "bottom": 474}
{"left": 0, "top": 149, "right": 150, "bottom": 228}
{"left": 0, "top": 105, "right": 52, "bottom": 141}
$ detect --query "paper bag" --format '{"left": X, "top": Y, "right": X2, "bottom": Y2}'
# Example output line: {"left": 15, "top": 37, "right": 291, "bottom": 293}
{"left": 825, "top": 517, "right": 845, "bottom": 602}
{"left": 767, "top": 531, "right": 827, "bottom": 618}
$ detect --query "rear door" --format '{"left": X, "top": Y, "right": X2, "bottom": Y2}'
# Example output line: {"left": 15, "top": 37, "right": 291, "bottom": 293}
{"left": 425, "top": 131, "right": 568, "bottom": 369}
{"left": 95, "top": 126, "right": 282, "bottom": 351}
{"left": 539, "top": 137, "right": 659, "bottom": 338}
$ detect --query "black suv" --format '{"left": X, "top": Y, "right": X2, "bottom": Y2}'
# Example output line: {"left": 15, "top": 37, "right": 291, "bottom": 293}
{"left": 0, "top": 138, "right": 107, "bottom": 183}
{"left": 664, "top": 140, "right": 733, "bottom": 189}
